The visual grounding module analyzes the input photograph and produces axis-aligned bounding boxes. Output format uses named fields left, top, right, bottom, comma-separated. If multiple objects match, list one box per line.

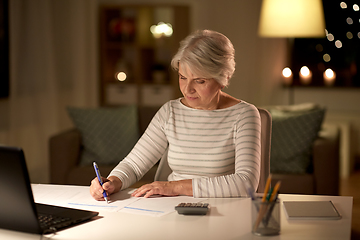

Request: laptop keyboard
left=38, top=213, right=71, bottom=229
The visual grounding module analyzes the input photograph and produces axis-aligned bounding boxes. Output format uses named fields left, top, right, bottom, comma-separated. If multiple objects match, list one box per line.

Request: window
left=291, top=0, right=360, bottom=87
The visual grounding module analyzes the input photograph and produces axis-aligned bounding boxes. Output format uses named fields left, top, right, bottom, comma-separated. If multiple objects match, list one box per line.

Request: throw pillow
left=67, top=105, right=139, bottom=166
left=269, top=106, right=326, bottom=174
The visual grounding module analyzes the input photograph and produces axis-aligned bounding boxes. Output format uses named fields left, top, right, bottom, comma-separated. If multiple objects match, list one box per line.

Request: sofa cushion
left=268, top=104, right=325, bottom=174
left=67, top=105, right=139, bottom=166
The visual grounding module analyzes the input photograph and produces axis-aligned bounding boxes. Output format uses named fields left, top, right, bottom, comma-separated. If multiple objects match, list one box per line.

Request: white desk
left=0, top=184, right=353, bottom=240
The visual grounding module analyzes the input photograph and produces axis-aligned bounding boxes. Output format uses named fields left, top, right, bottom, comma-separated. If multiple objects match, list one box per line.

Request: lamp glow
left=282, top=67, right=292, bottom=77
left=299, top=66, right=312, bottom=85
left=282, top=67, right=293, bottom=85
left=116, top=72, right=127, bottom=81
left=150, top=22, right=173, bottom=38
left=323, top=68, right=336, bottom=86
left=258, top=0, right=326, bottom=38
left=300, top=66, right=310, bottom=76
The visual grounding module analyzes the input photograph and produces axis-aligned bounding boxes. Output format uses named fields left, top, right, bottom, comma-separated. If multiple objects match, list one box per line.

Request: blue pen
left=243, top=178, right=256, bottom=200
left=93, top=162, right=109, bottom=204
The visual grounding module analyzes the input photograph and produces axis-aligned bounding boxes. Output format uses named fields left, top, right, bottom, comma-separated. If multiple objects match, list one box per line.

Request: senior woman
left=90, top=29, right=261, bottom=200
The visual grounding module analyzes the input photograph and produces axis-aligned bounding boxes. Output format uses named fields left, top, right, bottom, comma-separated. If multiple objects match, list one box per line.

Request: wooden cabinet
left=99, top=5, right=189, bottom=106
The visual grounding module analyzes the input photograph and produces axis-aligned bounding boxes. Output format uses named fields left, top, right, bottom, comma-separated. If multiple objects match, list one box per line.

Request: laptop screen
left=0, top=145, right=98, bottom=234
left=0, top=146, right=42, bottom=233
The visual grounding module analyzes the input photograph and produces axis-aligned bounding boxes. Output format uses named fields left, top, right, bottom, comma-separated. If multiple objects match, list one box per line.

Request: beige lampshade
left=258, top=0, right=326, bottom=38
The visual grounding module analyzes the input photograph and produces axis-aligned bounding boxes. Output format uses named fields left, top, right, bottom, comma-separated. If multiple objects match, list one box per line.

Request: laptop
left=0, top=145, right=99, bottom=234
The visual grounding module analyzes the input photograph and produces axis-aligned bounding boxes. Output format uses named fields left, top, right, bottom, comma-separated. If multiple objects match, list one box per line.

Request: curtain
left=0, top=0, right=98, bottom=183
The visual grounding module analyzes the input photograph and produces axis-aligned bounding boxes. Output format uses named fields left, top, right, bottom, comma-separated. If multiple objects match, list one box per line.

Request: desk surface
left=0, top=184, right=353, bottom=240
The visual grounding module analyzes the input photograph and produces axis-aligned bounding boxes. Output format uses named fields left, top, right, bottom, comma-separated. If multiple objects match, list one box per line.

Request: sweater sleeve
left=108, top=103, right=170, bottom=190
left=192, top=105, right=261, bottom=198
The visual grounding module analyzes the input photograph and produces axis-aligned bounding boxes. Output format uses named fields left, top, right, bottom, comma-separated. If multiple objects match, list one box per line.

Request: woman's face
left=179, top=65, right=223, bottom=110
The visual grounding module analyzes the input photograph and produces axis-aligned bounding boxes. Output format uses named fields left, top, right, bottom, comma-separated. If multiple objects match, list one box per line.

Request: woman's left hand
left=131, top=179, right=193, bottom=198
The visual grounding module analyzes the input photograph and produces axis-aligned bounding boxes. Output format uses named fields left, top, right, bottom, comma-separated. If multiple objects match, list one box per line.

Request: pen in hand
left=93, top=162, right=109, bottom=204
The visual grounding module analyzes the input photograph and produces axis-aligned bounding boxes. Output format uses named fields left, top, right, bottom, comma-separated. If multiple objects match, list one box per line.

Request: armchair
left=49, top=106, right=159, bottom=187
left=271, top=123, right=340, bottom=195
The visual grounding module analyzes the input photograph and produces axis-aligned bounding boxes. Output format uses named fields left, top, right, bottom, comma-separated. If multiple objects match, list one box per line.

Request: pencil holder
left=251, top=198, right=280, bottom=236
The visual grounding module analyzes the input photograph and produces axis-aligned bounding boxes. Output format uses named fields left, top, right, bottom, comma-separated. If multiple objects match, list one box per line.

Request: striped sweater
left=109, top=98, right=261, bottom=198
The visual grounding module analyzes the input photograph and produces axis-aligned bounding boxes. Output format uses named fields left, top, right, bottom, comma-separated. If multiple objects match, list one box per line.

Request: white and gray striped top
left=109, top=98, right=261, bottom=198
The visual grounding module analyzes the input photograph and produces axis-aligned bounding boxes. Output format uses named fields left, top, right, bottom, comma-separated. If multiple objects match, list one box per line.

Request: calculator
left=175, top=203, right=210, bottom=215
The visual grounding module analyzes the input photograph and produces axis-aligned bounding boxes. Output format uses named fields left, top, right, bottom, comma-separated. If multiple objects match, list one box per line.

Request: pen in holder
left=252, top=197, right=280, bottom=236
left=252, top=176, right=281, bottom=236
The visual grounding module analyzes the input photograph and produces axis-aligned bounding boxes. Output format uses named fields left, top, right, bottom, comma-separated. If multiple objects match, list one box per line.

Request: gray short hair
left=171, top=30, right=235, bottom=87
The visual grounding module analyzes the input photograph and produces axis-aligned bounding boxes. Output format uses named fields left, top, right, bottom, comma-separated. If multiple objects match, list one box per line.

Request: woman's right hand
left=90, top=176, right=122, bottom=201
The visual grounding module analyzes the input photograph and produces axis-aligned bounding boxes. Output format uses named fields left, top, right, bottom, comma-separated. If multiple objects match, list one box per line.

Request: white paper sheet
left=120, top=195, right=205, bottom=217
left=32, top=184, right=139, bottom=212
left=31, top=184, right=208, bottom=217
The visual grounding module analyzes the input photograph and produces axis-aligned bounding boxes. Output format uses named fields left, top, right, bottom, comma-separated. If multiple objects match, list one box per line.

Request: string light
left=294, top=1, right=359, bottom=86
left=323, top=54, right=331, bottom=62
left=327, top=33, right=335, bottom=41
left=346, top=17, right=353, bottom=25
left=316, top=44, right=323, bottom=52
left=335, top=40, right=343, bottom=48
left=346, top=32, right=353, bottom=39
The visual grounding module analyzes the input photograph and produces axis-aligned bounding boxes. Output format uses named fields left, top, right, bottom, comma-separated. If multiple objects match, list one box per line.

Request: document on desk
left=32, top=184, right=207, bottom=217
left=119, top=195, right=206, bottom=217
left=32, top=184, right=139, bottom=212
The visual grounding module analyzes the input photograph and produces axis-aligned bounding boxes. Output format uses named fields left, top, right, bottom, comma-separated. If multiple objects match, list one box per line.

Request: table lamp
left=258, top=0, right=326, bottom=94
left=258, top=0, right=325, bottom=38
